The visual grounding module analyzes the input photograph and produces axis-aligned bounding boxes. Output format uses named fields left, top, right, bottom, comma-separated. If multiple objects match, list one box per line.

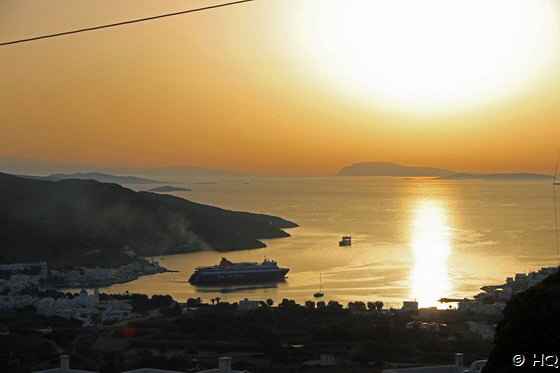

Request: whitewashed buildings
left=0, top=262, right=47, bottom=293
left=466, top=321, right=495, bottom=342
left=458, top=267, right=557, bottom=315
left=34, top=288, right=133, bottom=325
left=33, top=355, right=97, bottom=373
left=400, top=301, right=419, bottom=312
left=50, top=260, right=164, bottom=288
left=237, top=299, right=260, bottom=311
left=383, top=353, right=486, bottom=373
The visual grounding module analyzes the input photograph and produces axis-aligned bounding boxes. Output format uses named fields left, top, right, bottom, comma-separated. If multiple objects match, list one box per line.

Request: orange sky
left=1, top=0, right=560, bottom=175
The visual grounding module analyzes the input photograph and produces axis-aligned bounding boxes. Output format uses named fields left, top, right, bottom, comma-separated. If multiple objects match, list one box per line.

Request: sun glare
left=297, top=0, right=559, bottom=114
left=410, top=200, right=452, bottom=308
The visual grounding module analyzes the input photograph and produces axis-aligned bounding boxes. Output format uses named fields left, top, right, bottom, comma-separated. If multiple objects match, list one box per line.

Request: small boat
left=313, top=273, right=324, bottom=298
left=339, top=235, right=352, bottom=246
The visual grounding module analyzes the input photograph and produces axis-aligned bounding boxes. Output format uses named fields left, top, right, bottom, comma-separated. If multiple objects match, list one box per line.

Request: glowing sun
left=297, top=0, right=559, bottom=114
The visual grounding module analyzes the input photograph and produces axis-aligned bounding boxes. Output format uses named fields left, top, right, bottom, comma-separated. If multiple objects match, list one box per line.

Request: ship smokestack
left=60, top=355, right=70, bottom=371
left=455, top=353, right=464, bottom=373
left=219, top=357, right=232, bottom=373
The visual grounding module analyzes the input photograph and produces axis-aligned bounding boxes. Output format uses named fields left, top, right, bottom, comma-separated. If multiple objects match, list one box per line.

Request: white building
left=418, top=307, right=439, bottom=319
left=401, top=301, right=419, bottom=312
left=237, top=299, right=260, bottom=311
left=75, top=288, right=99, bottom=308
left=466, top=321, right=495, bottom=342
left=33, top=355, right=191, bottom=373
left=383, top=353, right=486, bottom=373
left=198, top=357, right=246, bottom=373
left=123, top=369, right=184, bottom=373
left=35, top=289, right=131, bottom=324
left=0, top=294, right=36, bottom=310
left=458, top=299, right=506, bottom=315
left=101, top=300, right=133, bottom=321
left=0, top=295, right=15, bottom=309
left=33, top=355, right=97, bottom=373
left=320, top=354, right=336, bottom=366
left=406, top=321, right=443, bottom=332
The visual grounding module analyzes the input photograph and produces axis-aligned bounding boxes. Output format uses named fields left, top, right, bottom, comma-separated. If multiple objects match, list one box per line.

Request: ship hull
left=188, top=268, right=289, bottom=285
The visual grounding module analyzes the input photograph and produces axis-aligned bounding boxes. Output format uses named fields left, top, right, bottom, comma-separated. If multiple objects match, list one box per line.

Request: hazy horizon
left=0, top=154, right=556, bottom=177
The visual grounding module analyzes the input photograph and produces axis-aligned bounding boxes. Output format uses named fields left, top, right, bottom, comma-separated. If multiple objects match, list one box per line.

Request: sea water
left=89, top=176, right=557, bottom=308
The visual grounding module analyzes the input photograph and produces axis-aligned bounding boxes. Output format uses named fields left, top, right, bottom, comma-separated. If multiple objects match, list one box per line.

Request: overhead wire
left=0, top=0, right=255, bottom=47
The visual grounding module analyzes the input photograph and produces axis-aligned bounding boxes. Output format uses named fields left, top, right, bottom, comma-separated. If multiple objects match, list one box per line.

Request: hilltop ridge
left=46, top=172, right=164, bottom=184
left=0, top=173, right=296, bottom=267
left=337, top=162, right=453, bottom=176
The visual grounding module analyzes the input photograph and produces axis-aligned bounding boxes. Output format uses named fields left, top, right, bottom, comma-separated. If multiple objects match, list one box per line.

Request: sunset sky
left=1, top=0, right=560, bottom=175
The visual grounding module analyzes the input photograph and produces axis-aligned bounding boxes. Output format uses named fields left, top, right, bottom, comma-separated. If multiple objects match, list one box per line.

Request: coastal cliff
left=0, top=173, right=297, bottom=267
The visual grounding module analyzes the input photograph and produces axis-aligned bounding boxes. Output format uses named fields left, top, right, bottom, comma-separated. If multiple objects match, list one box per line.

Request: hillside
left=0, top=173, right=297, bottom=267
left=483, top=271, right=560, bottom=372
left=337, top=162, right=453, bottom=176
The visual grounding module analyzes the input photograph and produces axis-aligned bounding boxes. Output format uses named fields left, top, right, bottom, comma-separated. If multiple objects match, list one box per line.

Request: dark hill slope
left=0, top=173, right=297, bottom=266
left=483, top=270, right=560, bottom=372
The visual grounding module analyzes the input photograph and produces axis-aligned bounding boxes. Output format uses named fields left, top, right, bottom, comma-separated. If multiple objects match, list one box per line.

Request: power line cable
left=0, top=0, right=254, bottom=47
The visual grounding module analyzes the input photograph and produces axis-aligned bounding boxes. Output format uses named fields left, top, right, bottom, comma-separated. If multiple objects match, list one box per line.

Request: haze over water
left=90, top=176, right=557, bottom=308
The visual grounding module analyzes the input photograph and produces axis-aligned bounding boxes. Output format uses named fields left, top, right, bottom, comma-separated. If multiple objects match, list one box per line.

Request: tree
left=374, top=301, right=384, bottom=311
left=348, top=301, right=366, bottom=312
left=349, top=343, right=370, bottom=365
left=367, top=301, right=376, bottom=311
left=186, top=297, right=201, bottom=307
left=161, top=302, right=182, bottom=316
left=327, top=300, right=343, bottom=310
left=266, top=298, right=274, bottom=307
left=278, top=298, right=297, bottom=309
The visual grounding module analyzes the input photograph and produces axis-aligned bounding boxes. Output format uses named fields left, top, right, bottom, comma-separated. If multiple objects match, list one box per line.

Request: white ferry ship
left=188, top=257, right=289, bottom=285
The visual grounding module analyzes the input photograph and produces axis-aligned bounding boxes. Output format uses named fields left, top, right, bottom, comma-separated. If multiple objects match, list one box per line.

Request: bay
left=87, top=176, right=557, bottom=309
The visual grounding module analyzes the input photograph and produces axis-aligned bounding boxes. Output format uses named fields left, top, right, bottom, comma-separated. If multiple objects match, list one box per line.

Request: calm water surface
left=90, top=177, right=557, bottom=308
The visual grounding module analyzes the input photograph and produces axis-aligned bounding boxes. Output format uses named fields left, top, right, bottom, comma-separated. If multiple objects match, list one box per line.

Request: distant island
left=337, top=162, right=552, bottom=180
left=146, top=186, right=192, bottom=192
left=437, top=173, right=552, bottom=180
left=337, top=162, right=454, bottom=176
left=0, top=173, right=297, bottom=267
left=46, top=172, right=164, bottom=184
left=0, top=155, right=253, bottom=177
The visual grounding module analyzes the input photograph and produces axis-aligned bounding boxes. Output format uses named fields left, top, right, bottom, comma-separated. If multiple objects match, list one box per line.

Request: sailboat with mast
left=313, top=273, right=324, bottom=298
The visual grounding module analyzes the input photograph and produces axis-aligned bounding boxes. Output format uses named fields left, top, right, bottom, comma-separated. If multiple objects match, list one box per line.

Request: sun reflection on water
left=410, top=199, right=452, bottom=308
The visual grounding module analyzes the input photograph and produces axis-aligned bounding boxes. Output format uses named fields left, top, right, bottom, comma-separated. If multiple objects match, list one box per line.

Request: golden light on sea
left=409, top=199, right=452, bottom=308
